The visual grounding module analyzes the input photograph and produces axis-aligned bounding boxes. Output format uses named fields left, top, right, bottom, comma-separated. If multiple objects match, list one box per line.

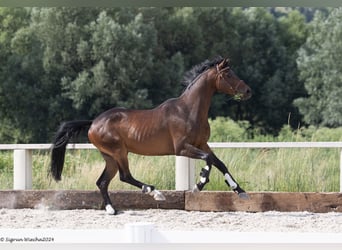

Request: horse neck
left=180, top=72, right=216, bottom=120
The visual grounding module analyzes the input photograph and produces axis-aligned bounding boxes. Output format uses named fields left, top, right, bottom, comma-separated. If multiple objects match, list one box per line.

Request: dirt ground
left=1, top=208, right=342, bottom=233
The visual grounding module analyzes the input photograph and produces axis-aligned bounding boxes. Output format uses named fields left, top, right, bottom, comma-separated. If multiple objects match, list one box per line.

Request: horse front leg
left=179, top=143, right=248, bottom=199
left=193, top=164, right=212, bottom=192
left=210, top=152, right=249, bottom=199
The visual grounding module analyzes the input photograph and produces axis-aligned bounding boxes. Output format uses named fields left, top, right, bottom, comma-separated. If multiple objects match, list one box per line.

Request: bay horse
left=50, top=56, right=252, bottom=215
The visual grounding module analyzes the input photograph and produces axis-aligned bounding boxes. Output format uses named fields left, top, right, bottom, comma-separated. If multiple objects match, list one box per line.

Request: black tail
left=50, top=120, right=92, bottom=181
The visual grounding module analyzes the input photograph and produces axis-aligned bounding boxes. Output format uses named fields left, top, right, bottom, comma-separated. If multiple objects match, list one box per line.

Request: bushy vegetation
left=2, top=7, right=340, bottom=143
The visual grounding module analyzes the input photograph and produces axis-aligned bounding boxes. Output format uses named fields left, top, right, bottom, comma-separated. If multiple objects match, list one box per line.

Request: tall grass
left=0, top=117, right=341, bottom=192
left=0, top=151, right=13, bottom=189
left=29, top=150, right=175, bottom=191
left=202, top=147, right=339, bottom=192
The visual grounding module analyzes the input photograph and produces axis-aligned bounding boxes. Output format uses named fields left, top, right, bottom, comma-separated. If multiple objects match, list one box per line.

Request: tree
left=0, top=8, right=42, bottom=142
left=60, top=10, right=158, bottom=116
left=0, top=7, right=312, bottom=142
left=140, top=7, right=200, bottom=105
left=196, top=8, right=307, bottom=134
left=295, top=8, right=342, bottom=127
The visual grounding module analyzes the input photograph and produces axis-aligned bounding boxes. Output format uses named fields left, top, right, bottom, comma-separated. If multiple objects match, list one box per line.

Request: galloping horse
left=50, top=57, right=252, bottom=215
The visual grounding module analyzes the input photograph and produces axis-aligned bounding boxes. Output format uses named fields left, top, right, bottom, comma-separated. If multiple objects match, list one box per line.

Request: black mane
left=182, top=56, right=225, bottom=88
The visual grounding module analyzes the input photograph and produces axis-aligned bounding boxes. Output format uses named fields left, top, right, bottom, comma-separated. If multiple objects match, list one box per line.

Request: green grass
left=0, top=147, right=339, bottom=192
left=0, top=151, right=13, bottom=189
left=31, top=150, right=176, bottom=191
left=201, top=147, right=339, bottom=192
left=0, top=119, right=341, bottom=192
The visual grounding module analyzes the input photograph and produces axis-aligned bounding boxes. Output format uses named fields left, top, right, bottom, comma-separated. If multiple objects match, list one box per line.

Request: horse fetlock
left=105, top=204, right=116, bottom=215
left=199, top=166, right=210, bottom=184
left=142, top=184, right=155, bottom=194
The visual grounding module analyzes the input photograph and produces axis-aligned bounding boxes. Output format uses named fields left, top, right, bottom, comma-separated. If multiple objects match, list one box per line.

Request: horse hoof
left=151, top=189, right=166, bottom=201
left=192, top=184, right=200, bottom=193
left=238, top=192, right=250, bottom=200
left=154, top=193, right=166, bottom=201
left=105, top=204, right=116, bottom=215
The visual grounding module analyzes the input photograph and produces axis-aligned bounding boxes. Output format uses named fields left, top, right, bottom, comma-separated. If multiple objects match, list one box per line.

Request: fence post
left=125, top=222, right=155, bottom=243
left=13, top=149, right=32, bottom=190
left=340, top=149, right=342, bottom=192
left=175, top=156, right=195, bottom=190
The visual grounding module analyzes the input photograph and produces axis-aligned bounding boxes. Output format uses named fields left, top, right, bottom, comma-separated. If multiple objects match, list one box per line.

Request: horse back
left=89, top=106, right=177, bottom=156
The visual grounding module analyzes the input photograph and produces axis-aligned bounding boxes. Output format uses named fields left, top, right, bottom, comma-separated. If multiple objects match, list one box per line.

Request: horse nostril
left=245, top=87, right=252, bottom=98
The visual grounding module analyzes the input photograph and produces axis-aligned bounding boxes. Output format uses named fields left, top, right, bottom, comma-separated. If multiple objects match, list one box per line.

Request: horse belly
left=126, top=135, right=175, bottom=156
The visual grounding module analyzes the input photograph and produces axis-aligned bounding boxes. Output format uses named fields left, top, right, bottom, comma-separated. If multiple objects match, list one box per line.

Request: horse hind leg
left=97, top=153, right=118, bottom=215
left=141, top=184, right=166, bottom=201
left=116, top=155, right=166, bottom=201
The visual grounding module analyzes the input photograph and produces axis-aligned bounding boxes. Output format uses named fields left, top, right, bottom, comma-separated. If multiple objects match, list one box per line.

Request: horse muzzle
left=235, top=84, right=252, bottom=101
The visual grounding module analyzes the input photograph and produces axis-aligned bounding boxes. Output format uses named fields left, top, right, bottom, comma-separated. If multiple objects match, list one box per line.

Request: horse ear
left=218, top=58, right=229, bottom=69
left=218, top=58, right=226, bottom=69
left=224, top=58, right=230, bottom=67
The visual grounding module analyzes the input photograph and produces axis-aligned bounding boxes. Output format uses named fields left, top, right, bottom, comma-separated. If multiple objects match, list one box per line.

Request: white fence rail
left=0, top=142, right=342, bottom=192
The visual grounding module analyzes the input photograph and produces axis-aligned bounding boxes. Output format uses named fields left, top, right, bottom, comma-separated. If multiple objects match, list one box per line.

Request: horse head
left=215, top=58, right=252, bottom=101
